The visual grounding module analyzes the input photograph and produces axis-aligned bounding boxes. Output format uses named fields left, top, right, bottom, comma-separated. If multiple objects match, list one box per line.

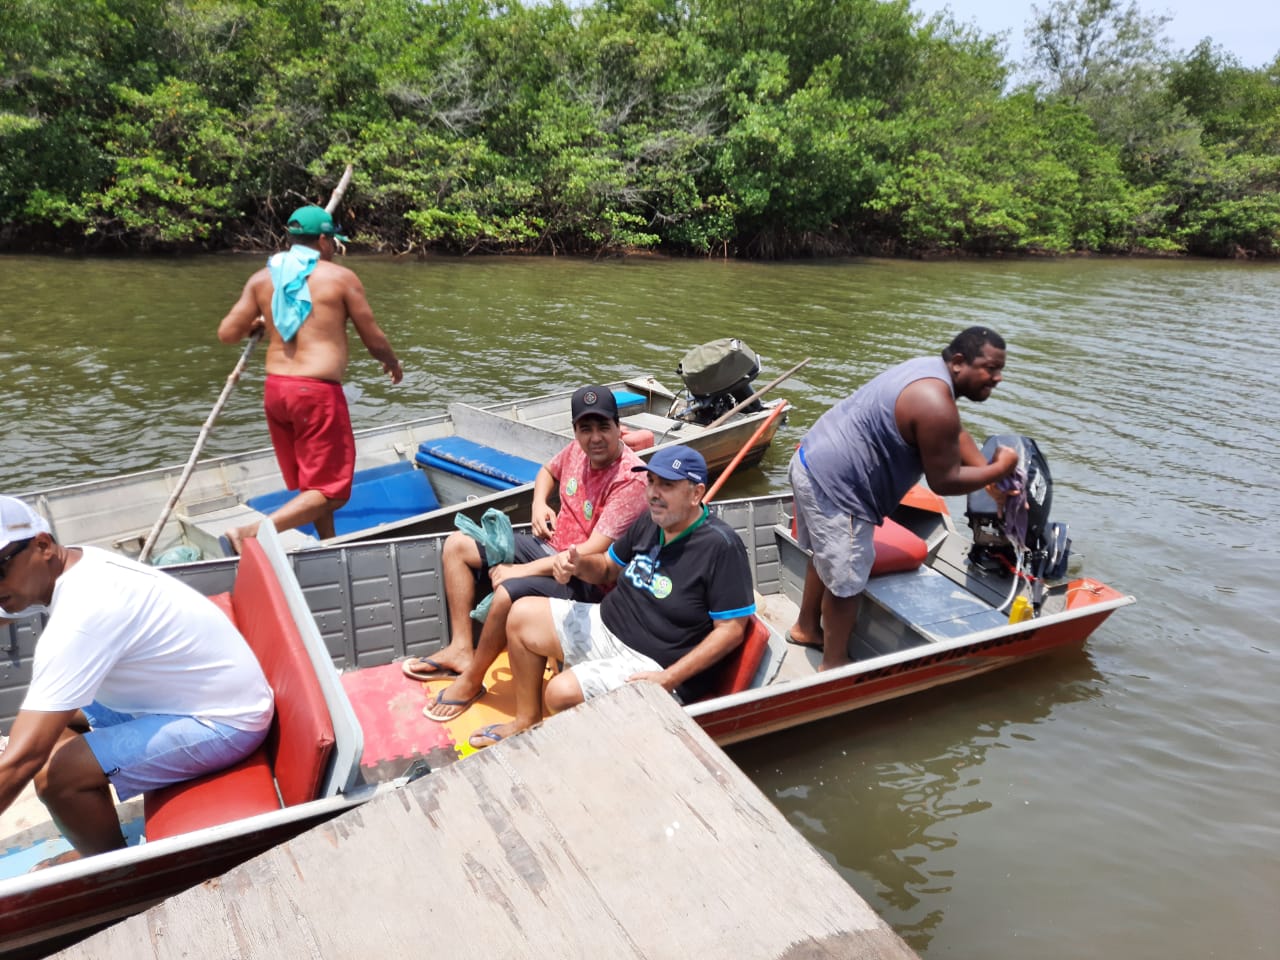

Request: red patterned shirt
left=546, top=441, right=648, bottom=552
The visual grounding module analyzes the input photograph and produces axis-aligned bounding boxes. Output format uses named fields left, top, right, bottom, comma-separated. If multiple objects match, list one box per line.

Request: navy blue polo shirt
left=602, top=506, right=755, bottom=697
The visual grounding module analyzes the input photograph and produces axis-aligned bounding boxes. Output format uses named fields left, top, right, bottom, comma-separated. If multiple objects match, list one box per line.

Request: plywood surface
left=57, top=683, right=915, bottom=960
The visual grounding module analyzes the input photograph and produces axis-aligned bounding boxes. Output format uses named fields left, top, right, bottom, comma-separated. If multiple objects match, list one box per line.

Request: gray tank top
left=799, top=355, right=952, bottom=522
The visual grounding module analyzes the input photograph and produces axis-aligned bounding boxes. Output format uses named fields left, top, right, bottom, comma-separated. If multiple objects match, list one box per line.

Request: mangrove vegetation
left=1, top=0, right=1277, bottom=257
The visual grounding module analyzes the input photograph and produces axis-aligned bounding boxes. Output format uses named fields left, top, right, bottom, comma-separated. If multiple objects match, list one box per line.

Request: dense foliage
left=1, top=0, right=1276, bottom=257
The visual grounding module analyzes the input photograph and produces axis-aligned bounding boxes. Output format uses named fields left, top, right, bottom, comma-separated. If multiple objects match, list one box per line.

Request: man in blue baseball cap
left=463, top=444, right=756, bottom=749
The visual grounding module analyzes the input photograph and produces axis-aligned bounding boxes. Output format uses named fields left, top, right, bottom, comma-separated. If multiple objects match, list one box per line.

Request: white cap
left=0, top=496, right=50, bottom=551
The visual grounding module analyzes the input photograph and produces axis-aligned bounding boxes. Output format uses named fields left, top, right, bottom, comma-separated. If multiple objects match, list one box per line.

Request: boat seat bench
left=142, top=538, right=336, bottom=841
left=863, top=566, right=1009, bottom=639
left=247, top=461, right=441, bottom=538
left=414, top=437, right=542, bottom=490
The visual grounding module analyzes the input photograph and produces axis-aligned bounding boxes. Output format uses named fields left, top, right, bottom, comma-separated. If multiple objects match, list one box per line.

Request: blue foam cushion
left=247, top=462, right=440, bottom=538
left=612, top=389, right=647, bottom=412
left=413, top=437, right=541, bottom=489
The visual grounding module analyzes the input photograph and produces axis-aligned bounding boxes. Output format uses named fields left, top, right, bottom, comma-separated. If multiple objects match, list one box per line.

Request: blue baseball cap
left=633, top=445, right=707, bottom=484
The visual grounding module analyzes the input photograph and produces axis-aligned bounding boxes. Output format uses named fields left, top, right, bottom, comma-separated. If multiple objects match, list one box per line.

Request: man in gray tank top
left=787, top=327, right=1019, bottom=670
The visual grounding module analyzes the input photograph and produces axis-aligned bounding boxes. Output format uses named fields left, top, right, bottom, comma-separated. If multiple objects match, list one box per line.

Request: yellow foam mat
left=414, top=652, right=550, bottom=758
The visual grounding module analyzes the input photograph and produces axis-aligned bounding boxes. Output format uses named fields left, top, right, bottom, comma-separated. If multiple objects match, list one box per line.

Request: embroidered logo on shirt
left=565, top=478, right=578, bottom=496
left=583, top=500, right=593, bottom=519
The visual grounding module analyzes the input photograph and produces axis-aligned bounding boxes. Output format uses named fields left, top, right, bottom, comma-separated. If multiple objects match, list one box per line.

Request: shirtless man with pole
left=217, top=206, right=403, bottom=552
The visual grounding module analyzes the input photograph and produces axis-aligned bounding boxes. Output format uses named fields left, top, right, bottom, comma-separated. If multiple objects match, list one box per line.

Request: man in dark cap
left=404, top=386, right=648, bottom=723
left=217, top=205, right=403, bottom=554
left=465, top=444, right=756, bottom=749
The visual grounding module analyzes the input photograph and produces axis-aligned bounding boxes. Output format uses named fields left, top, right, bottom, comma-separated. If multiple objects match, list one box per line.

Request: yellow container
left=1008, top=595, right=1034, bottom=623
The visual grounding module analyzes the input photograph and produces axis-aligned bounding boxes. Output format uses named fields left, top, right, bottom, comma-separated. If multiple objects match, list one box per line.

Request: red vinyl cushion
left=230, top=537, right=335, bottom=808
left=620, top=426, right=655, bottom=452
left=870, top=517, right=928, bottom=575
left=143, top=747, right=278, bottom=839
left=707, top=615, right=771, bottom=699
left=143, top=538, right=336, bottom=840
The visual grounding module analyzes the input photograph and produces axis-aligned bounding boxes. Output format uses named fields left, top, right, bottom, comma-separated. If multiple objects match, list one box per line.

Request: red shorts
left=263, top=375, right=356, bottom=501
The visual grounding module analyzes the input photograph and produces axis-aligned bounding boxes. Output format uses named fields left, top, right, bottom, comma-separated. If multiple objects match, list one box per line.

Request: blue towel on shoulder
left=268, top=244, right=320, bottom=341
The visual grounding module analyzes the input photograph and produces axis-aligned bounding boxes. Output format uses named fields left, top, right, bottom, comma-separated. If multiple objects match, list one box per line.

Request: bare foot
left=31, top=848, right=83, bottom=872
left=817, top=655, right=852, bottom=673
left=467, top=721, right=531, bottom=750
left=421, top=678, right=486, bottom=722
left=219, top=527, right=246, bottom=557
left=785, top=624, right=824, bottom=650
left=401, top=647, right=472, bottom=681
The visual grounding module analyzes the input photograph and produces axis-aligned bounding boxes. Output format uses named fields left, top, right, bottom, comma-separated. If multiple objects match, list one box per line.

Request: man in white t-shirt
left=0, top=496, right=274, bottom=866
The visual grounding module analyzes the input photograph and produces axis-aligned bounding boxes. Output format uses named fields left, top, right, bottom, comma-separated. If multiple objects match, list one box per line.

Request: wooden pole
left=704, top=400, right=789, bottom=503
left=137, top=166, right=355, bottom=563
left=704, top=357, right=810, bottom=430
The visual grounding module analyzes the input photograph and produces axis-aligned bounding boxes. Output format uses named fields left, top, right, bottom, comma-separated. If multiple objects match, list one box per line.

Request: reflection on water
left=731, top=651, right=1105, bottom=953
left=2, top=253, right=1278, bottom=958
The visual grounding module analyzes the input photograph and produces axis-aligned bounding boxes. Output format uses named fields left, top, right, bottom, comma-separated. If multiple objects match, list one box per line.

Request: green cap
left=286, top=205, right=348, bottom=241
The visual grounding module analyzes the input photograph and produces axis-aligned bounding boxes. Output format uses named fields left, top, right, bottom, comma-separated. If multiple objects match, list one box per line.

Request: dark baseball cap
left=571, top=386, right=619, bottom=424
left=632, top=445, right=707, bottom=484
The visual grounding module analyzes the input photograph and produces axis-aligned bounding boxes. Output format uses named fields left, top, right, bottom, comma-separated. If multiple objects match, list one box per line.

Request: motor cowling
left=965, top=435, right=1071, bottom=581
left=674, top=338, right=761, bottom=425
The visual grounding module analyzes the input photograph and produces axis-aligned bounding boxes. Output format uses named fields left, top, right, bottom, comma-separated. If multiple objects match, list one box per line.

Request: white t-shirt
left=22, top=547, right=274, bottom=733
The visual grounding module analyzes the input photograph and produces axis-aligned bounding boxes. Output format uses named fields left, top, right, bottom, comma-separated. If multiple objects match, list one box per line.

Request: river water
left=2, top=253, right=1277, bottom=957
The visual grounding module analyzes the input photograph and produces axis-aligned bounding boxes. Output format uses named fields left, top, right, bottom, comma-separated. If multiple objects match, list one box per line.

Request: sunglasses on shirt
left=634, top=539, right=663, bottom=587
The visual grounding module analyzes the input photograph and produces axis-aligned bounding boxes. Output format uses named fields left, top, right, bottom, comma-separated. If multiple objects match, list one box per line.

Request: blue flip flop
left=218, top=535, right=239, bottom=558
left=467, top=724, right=506, bottom=750
left=401, top=656, right=460, bottom=681
left=421, top=685, right=487, bottom=723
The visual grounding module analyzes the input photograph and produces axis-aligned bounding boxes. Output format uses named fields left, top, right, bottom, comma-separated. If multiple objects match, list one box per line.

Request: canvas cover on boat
left=677, top=338, right=759, bottom=397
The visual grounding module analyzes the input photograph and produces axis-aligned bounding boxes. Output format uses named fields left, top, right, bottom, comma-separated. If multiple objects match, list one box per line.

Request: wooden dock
left=54, top=683, right=917, bottom=959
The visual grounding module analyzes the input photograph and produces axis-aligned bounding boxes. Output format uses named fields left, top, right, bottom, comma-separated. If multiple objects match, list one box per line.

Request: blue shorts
left=82, top=702, right=270, bottom=801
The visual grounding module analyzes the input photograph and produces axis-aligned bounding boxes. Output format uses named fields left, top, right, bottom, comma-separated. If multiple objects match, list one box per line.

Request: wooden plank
left=55, top=684, right=916, bottom=960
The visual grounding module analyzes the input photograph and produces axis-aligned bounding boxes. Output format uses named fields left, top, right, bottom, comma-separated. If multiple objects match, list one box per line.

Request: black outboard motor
left=966, top=435, right=1071, bottom=585
left=674, top=338, right=762, bottom=425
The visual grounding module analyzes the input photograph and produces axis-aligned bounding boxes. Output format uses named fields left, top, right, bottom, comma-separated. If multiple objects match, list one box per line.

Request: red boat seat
left=704, top=615, right=771, bottom=700
left=790, top=513, right=927, bottom=576
left=869, top=517, right=929, bottom=575
left=144, top=538, right=336, bottom=841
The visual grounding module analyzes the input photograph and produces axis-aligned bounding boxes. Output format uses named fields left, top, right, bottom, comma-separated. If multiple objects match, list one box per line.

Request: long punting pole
left=138, top=166, right=354, bottom=563
left=704, top=399, right=790, bottom=503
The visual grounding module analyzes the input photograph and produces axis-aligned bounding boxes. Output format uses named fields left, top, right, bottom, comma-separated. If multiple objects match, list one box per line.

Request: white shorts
left=549, top=598, right=663, bottom=701
left=789, top=452, right=876, bottom=598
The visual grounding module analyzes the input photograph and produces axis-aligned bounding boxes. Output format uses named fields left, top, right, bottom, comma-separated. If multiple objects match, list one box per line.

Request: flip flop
left=467, top=724, right=506, bottom=750
left=421, top=685, right=487, bottom=723
left=784, top=631, right=823, bottom=651
left=218, top=535, right=240, bottom=558
left=401, top=656, right=460, bottom=681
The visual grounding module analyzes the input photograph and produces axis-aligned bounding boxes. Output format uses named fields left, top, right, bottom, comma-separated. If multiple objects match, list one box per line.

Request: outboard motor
left=965, top=435, right=1071, bottom=590
left=674, top=338, right=762, bottom=425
